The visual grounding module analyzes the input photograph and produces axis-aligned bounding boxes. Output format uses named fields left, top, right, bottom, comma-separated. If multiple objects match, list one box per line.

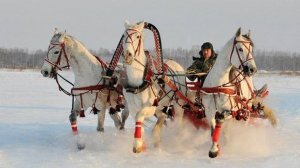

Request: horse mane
left=51, top=33, right=82, bottom=46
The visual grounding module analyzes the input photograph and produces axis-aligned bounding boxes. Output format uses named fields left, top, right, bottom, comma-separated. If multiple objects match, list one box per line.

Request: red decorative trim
left=71, top=122, right=78, bottom=134
left=212, top=123, right=222, bottom=143
left=134, top=121, right=142, bottom=138
left=199, top=87, right=236, bottom=95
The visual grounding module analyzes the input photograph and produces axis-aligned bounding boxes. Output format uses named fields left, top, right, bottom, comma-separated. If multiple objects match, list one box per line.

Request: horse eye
left=137, top=35, right=140, bottom=39
left=238, top=48, right=243, bottom=52
left=54, top=51, right=60, bottom=54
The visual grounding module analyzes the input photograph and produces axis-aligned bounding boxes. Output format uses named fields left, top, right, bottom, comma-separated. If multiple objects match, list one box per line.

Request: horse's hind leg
left=252, top=98, right=277, bottom=127
left=97, top=106, right=106, bottom=132
left=152, top=113, right=167, bottom=148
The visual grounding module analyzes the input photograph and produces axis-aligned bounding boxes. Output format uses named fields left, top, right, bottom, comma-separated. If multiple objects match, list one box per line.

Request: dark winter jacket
left=187, top=54, right=218, bottom=74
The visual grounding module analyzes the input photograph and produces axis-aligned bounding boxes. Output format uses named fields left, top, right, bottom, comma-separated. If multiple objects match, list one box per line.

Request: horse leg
left=133, top=119, right=145, bottom=153
left=209, top=110, right=231, bottom=158
left=133, top=107, right=155, bottom=153
left=252, top=98, right=277, bottom=127
left=209, top=119, right=222, bottom=158
left=97, top=106, right=106, bottom=132
left=152, top=113, right=167, bottom=148
left=120, top=104, right=129, bottom=130
left=109, top=107, right=122, bottom=129
left=69, top=99, right=85, bottom=150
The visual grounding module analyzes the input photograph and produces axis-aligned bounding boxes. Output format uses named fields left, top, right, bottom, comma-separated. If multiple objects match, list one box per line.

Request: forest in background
left=0, top=47, right=300, bottom=71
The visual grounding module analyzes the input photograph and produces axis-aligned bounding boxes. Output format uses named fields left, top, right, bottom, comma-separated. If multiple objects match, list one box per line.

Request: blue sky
left=0, top=0, right=299, bottom=52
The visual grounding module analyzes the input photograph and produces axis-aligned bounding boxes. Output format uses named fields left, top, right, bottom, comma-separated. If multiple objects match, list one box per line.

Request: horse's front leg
left=209, top=110, right=231, bottom=158
left=133, top=106, right=156, bottom=153
left=69, top=99, right=85, bottom=150
left=120, top=101, right=130, bottom=130
left=109, top=107, right=122, bottom=129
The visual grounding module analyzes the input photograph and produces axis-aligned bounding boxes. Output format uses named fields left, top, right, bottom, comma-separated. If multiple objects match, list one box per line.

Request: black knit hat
left=199, top=42, right=215, bottom=57
left=201, top=42, right=213, bottom=50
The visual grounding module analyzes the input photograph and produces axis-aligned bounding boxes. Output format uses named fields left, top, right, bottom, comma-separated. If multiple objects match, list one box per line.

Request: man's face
left=202, top=48, right=212, bottom=59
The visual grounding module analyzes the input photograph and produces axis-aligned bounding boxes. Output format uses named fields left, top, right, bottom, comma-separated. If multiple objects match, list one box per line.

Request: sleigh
left=103, top=21, right=276, bottom=156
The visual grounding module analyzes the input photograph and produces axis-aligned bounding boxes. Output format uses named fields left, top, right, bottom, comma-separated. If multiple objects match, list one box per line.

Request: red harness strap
left=94, top=55, right=107, bottom=69
left=198, top=87, right=236, bottom=95
left=71, top=85, right=106, bottom=93
left=163, top=75, right=198, bottom=112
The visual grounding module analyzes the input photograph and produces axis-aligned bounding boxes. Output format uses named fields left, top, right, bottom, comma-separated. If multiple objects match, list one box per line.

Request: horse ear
left=54, top=28, right=58, bottom=35
left=137, top=21, right=145, bottom=30
left=235, top=27, right=242, bottom=37
left=247, top=30, right=251, bottom=38
left=124, top=20, right=130, bottom=29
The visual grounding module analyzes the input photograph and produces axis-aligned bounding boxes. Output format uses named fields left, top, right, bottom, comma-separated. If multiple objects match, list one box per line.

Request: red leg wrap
left=71, top=122, right=78, bottom=134
left=212, top=123, right=222, bottom=143
left=134, top=121, right=142, bottom=139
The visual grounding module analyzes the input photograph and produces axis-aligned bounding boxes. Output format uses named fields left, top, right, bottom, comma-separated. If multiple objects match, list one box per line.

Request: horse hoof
left=133, top=143, right=146, bottom=153
left=208, top=150, right=219, bottom=158
left=119, top=126, right=125, bottom=130
left=133, top=147, right=142, bottom=153
left=97, top=127, right=104, bottom=132
left=77, top=143, right=86, bottom=150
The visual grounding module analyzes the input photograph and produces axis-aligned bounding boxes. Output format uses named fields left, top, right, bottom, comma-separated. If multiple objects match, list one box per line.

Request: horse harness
left=46, top=41, right=124, bottom=117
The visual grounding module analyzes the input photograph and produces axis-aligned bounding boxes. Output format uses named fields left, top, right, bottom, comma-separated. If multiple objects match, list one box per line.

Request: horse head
left=122, top=21, right=145, bottom=65
left=41, top=28, right=71, bottom=78
left=229, top=28, right=257, bottom=77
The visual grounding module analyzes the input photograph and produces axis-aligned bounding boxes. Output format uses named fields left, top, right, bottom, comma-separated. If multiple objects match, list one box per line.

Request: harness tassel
left=152, top=98, right=159, bottom=106
left=91, top=105, right=99, bottom=115
left=79, top=108, right=85, bottom=117
left=109, top=107, right=117, bottom=115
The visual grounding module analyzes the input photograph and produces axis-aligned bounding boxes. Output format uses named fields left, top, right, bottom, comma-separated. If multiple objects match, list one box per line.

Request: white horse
left=41, top=29, right=129, bottom=149
left=121, top=21, right=185, bottom=153
left=199, top=28, right=276, bottom=158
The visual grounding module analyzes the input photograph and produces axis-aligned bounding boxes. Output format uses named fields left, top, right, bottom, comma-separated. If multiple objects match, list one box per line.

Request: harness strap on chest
left=125, top=51, right=153, bottom=94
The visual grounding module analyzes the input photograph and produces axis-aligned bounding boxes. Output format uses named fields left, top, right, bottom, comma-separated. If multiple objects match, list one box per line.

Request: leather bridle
left=45, top=42, right=70, bottom=71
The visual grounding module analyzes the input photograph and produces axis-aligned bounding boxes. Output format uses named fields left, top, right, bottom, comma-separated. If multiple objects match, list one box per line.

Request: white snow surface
left=0, top=70, right=299, bottom=168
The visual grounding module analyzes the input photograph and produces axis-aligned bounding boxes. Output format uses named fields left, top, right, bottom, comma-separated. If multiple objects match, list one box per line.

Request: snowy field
left=0, top=70, right=299, bottom=168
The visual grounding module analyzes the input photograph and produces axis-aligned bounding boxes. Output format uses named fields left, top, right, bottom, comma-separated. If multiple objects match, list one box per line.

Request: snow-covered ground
left=0, top=70, right=299, bottom=168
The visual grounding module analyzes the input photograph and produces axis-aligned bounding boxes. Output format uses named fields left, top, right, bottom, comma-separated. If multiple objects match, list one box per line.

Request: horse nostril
left=43, top=71, right=49, bottom=77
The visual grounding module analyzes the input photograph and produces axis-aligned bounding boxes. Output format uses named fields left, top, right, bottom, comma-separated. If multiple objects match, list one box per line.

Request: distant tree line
left=1, top=47, right=300, bottom=71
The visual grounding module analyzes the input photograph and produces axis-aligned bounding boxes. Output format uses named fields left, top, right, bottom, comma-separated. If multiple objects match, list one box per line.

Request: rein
left=53, top=72, right=74, bottom=96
